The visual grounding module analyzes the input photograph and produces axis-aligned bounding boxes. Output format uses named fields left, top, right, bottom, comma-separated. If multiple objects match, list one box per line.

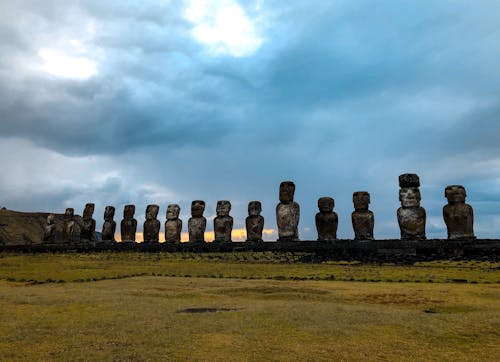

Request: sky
left=1, top=0, right=500, bottom=241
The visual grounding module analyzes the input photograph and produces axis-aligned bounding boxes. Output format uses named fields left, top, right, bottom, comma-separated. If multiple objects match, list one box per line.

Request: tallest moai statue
left=276, top=181, right=300, bottom=241
left=397, top=174, right=426, bottom=240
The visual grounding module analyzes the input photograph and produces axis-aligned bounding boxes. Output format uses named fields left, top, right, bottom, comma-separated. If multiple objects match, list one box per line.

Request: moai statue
left=43, top=213, right=56, bottom=242
left=397, top=174, right=426, bottom=240
left=102, top=206, right=116, bottom=242
left=352, top=191, right=374, bottom=240
left=443, top=185, right=475, bottom=240
left=121, top=205, right=137, bottom=242
left=315, top=197, right=338, bottom=241
left=143, top=204, right=160, bottom=243
left=246, top=201, right=264, bottom=242
left=165, top=204, right=182, bottom=243
left=188, top=200, right=206, bottom=242
left=276, top=181, right=300, bottom=241
left=80, top=203, right=96, bottom=242
left=214, top=200, right=233, bottom=243
left=62, top=208, right=75, bottom=242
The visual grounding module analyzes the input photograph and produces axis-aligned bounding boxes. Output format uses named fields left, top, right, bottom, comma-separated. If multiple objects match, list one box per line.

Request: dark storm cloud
left=1, top=0, right=500, bottom=238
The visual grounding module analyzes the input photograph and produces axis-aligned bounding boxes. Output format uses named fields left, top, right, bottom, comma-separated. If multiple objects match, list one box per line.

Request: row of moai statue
left=43, top=174, right=475, bottom=243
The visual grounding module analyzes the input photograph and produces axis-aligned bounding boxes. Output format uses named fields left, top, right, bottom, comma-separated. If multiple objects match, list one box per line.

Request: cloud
left=38, top=49, right=98, bottom=79
left=1, top=0, right=500, bottom=240
left=185, top=0, right=264, bottom=57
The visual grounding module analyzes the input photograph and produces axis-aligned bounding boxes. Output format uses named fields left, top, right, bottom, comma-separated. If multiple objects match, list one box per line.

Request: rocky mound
left=0, top=209, right=85, bottom=245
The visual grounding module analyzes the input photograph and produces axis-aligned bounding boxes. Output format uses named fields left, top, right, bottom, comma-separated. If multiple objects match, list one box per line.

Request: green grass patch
left=0, top=252, right=498, bottom=284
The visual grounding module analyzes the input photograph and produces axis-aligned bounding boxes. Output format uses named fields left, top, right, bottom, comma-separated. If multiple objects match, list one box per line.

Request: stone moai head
left=83, top=203, right=95, bottom=220
left=216, top=200, right=231, bottom=216
left=166, top=204, right=180, bottom=220
left=191, top=200, right=206, bottom=217
left=399, top=174, right=421, bottom=208
left=353, top=191, right=370, bottom=211
left=47, top=213, right=55, bottom=225
left=104, top=206, right=115, bottom=221
left=445, top=185, right=466, bottom=204
left=123, top=205, right=135, bottom=220
left=279, top=181, right=295, bottom=204
left=146, top=205, right=159, bottom=220
left=318, top=197, right=334, bottom=213
left=248, top=201, right=262, bottom=216
left=64, top=208, right=74, bottom=220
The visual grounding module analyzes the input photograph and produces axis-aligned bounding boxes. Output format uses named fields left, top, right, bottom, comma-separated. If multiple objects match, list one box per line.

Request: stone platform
left=1, top=239, right=499, bottom=263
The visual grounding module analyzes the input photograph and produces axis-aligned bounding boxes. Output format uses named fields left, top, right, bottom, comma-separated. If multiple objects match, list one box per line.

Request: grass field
left=0, top=253, right=499, bottom=361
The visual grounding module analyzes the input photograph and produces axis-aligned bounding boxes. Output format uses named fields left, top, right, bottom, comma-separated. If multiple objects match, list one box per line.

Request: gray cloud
left=1, top=0, right=500, bottom=239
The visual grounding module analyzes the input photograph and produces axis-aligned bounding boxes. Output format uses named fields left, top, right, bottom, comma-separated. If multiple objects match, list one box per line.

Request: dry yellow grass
left=0, top=254, right=499, bottom=361
left=0, top=278, right=499, bottom=361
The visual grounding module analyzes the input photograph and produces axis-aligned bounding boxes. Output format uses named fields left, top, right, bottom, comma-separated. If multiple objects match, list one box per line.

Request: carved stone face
left=279, top=181, right=295, bottom=203
left=64, top=208, right=74, bottom=220
left=216, top=200, right=231, bottom=216
left=248, top=201, right=262, bottom=216
left=353, top=191, right=370, bottom=211
left=191, top=200, right=205, bottom=217
left=317, top=197, right=334, bottom=213
left=166, top=204, right=180, bottom=220
left=47, top=213, right=55, bottom=225
left=445, top=185, right=466, bottom=204
left=123, top=205, right=135, bottom=219
left=104, top=206, right=115, bottom=221
left=146, top=205, right=159, bottom=220
left=399, top=187, right=421, bottom=208
left=83, top=203, right=94, bottom=220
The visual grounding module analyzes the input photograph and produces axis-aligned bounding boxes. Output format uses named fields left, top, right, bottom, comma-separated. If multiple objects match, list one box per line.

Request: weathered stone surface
left=143, top=204, right=160, bottom=243
left=214, top=200, right=233, bottom=243
left=62, top=208, right=75, bottom=242
left=443, top=185, right=475, bottom=240
left=352, top=191, right=374, bottom=240
left=165, top=204, right=182, bottom=243
left=398, top=173, right=420, bottom=188
left=188, top=200, right=206, bottom=242
left=102, top=206, right=116, bottom=241
left=315, top=197, right=338, bottom=241
left=276, top=181, right=300, bottom=241
left=43, top=213, right=56, bottom=242
left=397, top=174, right=426, bottom=240
left=121, top=205, right=137, bottom=242
left=246, top=201, right=264, bottom=242
left=80, top=203, right=96, bottom=242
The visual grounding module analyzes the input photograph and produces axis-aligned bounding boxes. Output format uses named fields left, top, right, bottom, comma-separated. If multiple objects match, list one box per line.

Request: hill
left=0, top=209, right=85, bottom=244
